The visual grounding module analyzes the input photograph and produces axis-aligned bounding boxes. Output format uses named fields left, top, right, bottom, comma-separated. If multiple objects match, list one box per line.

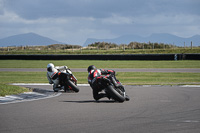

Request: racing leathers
left=88, top=68, right=117, bottom=101
left=47, top=66, right=67, bottom=91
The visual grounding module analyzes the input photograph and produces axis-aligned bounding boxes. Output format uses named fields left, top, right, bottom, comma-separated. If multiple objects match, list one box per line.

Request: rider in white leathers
left=46, top=63, right=68, bottom=91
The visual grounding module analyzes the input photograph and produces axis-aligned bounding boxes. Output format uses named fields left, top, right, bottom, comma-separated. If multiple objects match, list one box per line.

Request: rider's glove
left=102, top=76, right=110, bottom=83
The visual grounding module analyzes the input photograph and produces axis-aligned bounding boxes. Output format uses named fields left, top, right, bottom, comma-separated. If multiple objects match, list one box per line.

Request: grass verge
left=0, top=60, right=200, bottom=68
left=0, top=83, right=30, bottom=97
left=1, top=71, right=199, bottom=96
left=1, top=60, right=199, bottom=96
left=0, top=72, right=199, bottom=85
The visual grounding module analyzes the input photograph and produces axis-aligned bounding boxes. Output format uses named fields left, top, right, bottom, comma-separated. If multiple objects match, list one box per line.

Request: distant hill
left=0, top=33, right=63, bottom=47
left=83, top=33, right=200, bottom=47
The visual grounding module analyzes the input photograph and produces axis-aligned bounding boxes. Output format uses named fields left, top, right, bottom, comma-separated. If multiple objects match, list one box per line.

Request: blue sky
left=0, top=0, right=200, bottom=45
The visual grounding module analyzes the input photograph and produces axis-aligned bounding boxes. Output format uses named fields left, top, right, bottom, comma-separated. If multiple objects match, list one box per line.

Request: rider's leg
left=110, top=76, right=122, bottom=88
left=53, top=84, right=60, bottom=92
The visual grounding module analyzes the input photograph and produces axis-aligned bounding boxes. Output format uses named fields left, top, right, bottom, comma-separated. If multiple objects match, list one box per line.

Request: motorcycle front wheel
left=107, top=85, right=125, bottom=102
left=66, top=80, right=79, bottom=92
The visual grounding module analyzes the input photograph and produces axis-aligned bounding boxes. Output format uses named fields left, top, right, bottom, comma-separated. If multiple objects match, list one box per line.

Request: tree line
left=88, top=41, right=174, bottom=49
left=0, top=41, right=185, bottom=51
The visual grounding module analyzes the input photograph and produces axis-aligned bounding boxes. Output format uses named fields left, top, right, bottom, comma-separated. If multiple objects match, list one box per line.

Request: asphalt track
left=0, top=85, right=200, bottom=133
left=0, top=68, right=200, bottom=73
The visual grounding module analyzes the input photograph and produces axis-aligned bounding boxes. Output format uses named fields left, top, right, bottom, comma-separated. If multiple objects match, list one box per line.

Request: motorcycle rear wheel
left=107, top=85, right=125, bottom=102
left=66, top=80, right=79, bottom=92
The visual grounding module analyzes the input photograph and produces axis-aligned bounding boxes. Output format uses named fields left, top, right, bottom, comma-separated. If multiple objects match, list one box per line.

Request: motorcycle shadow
left=62, top=100, right=116, bottom=103
left=61, top=90, right=77, bottom=93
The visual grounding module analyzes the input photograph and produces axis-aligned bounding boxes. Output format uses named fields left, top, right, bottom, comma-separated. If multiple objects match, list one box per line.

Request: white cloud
left=134, top=13, right=200, bottom=25
left=0, top=0, right=200, bottom=45
left=0, top=9, right=116, bottom=44
left=126, top=13, right=200, bottom=37
left=102, top=14, right=134, bottom=25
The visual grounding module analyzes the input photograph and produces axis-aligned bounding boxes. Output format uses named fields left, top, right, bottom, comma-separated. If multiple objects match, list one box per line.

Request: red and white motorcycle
left=55, top=68, right=79, bottom=93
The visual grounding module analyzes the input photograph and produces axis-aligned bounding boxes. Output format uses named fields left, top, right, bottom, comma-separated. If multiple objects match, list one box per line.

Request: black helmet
left=87, top=65, right=96, bottom=72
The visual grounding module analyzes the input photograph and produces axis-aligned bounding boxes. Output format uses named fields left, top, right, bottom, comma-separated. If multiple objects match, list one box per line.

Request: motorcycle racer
left=46, top=63, right=68, bottom=91
left=87, top=65, right=129, bottom=101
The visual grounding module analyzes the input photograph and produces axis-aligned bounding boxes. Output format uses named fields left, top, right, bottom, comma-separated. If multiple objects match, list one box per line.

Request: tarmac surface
left=0, top=84, right=200, bottom=133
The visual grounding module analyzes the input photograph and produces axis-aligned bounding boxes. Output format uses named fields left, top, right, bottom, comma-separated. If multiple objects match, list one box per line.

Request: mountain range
left=0, top=33, right=63, bottom=47
left=84, top=33, right=200, bottom=47
left=0, top=32, right=199, bottom=47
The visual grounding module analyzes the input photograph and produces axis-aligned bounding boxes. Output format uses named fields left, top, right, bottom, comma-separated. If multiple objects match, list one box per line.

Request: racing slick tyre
left=107, top=85, right=125, bottom=102
left=66, top=80, right=79, bottom=92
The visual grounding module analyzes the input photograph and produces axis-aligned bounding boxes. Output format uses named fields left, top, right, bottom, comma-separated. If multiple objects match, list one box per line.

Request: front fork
left=64, top=74, right=77, bottom=92
left=70, top=75, right=77, bottom=85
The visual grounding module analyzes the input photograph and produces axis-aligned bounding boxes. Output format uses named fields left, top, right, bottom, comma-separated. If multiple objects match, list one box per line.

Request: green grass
left=0, top=72, right=200, bottom=85
left=0, top=60, right=200, bottom=68
left=0, top=72, right=47, bottom=83
left=118, top=72, right=200, bottom=85
left=0, top=72, right=87, bottom=84
left=0, top=60, right=200, bottom=96
left=0, top=83, right=30, bottom=97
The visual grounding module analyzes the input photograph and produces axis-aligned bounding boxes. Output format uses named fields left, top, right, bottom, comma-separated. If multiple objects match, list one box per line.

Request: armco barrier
left=182, top=54, right=200, bottom=60
left=0, top=54, right=199, bottom=60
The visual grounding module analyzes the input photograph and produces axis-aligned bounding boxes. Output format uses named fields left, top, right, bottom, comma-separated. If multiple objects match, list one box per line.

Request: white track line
left=1, top=83, right=89, bottom=105
left=10, top=83, right=90, bottom=86
left=10, top=83, right=200, bottom=87
left=0, top=92, right=61, bottom=105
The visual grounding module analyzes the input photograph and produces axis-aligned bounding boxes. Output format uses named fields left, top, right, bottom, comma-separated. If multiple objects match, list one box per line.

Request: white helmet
left=47, top=63, right=54, bottom=72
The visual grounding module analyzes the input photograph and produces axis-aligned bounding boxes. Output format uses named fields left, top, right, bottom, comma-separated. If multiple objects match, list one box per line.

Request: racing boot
left=110, top=76, right=122, bottom=88
left=53, top=84, right=61, bottom=92
left=53, top=87, right=60, bottom=92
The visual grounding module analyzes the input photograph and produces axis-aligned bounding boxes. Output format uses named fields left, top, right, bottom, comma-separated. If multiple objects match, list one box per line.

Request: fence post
left=184, top=42, right=185, bottom=49
left=142, top=43, right=144, bottom=51
left=174, top=54, right=177, bottom=61
left=152, top=43, right=154, bottom=50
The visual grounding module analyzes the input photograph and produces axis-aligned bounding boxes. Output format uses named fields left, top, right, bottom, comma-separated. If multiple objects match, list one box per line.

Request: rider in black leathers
left=87, top=65, right=129, bottom=101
